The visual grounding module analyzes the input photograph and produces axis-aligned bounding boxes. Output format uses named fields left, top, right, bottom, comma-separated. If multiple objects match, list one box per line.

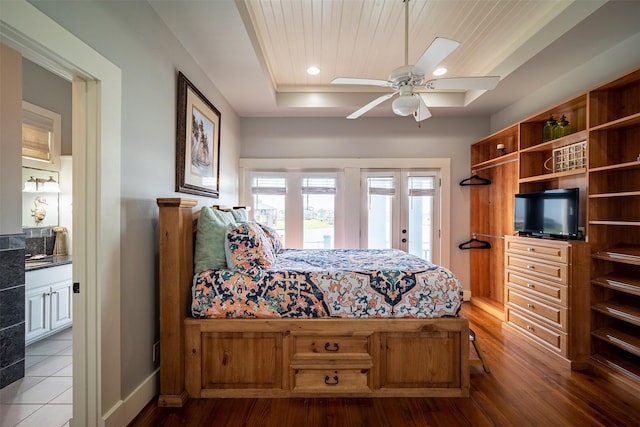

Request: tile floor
left=0, top=328, right=72, bottom=427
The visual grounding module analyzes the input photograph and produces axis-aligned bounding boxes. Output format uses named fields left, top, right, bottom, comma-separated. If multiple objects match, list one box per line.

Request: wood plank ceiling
left=244, top=0, right=572, bottom=93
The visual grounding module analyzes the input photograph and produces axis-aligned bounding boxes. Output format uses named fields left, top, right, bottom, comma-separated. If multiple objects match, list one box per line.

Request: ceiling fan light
left=392, top=94, right=420, bottom=116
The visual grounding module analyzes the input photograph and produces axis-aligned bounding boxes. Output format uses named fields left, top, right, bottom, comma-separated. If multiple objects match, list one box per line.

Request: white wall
left=241, top=116, right=490, bottom=294
left=491, top=8, right=640, bottom=132
left=28, top=0, right=241, bottom=399
left=22, top=59, right=72, bottom=156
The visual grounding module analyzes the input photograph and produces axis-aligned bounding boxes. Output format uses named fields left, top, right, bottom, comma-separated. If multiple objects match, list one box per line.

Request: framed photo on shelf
left=175, top=71, right=221, bottom=198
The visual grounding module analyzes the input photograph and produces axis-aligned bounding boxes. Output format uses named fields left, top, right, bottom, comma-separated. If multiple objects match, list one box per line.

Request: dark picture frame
left=176, top=71, right=221, bottom=198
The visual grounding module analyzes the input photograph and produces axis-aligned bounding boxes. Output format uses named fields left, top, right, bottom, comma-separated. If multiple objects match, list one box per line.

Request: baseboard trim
left=103, top=368, right=159, bottom=427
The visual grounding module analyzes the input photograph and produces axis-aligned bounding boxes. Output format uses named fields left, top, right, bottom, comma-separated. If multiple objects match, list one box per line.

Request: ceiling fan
left=332, top=0, right=500, bottom=122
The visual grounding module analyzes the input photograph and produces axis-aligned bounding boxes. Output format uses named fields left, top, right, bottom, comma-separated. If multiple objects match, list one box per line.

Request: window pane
left=366, top=176, right=394, bottom=249
left=303, top=176, right=336, bottom=249
left=408, top=175, right=434, bottom=261
left=367, top=193, right=392, bottom=248
left=252, top=175, right=286, bottom=245
left=303, top=194, right=335, bottom=248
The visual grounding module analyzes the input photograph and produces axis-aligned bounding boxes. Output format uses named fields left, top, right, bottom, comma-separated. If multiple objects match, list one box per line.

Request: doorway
left=1, top=1, right=123, bottom=425
left=361, top=169, right=441, bottom=263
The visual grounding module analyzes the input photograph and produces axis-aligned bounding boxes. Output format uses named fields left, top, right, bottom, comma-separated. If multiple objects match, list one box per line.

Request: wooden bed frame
left=157, top=198, right=469, bottom=407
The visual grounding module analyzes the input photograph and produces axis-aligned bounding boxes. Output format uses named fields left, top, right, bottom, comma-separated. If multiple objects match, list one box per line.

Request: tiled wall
left=0, top=233, right=25, bottom=389
left=24, top=227, right=56, bottom=257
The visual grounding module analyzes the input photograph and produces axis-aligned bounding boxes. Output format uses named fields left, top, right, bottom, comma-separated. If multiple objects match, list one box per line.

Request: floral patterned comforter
left=192, top=248, right=462, bottom=319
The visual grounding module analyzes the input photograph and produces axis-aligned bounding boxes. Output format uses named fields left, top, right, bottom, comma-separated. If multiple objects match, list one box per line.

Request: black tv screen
left=514, top=188, right=579, bottom=238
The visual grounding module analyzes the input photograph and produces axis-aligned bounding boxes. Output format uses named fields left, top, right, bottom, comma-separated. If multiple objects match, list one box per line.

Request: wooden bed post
left=156, top=198, right=197, bottom=407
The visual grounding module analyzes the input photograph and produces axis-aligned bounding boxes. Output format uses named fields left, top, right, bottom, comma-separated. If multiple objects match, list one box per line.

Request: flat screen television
left=514, top=188, right=579, bottom=239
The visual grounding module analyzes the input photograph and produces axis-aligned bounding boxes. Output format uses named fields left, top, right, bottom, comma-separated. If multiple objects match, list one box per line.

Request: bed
left=156, top=198, right=469, bottom=407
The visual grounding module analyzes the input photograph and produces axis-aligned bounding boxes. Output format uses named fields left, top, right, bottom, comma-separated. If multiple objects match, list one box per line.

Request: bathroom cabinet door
left=50, top=280, right=73, bottom=330
left=25, top=286, right=50, bottom=344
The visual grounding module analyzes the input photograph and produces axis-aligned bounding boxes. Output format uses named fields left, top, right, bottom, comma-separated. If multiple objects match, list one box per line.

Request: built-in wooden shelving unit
left=469, top=65, right=640, bottom=390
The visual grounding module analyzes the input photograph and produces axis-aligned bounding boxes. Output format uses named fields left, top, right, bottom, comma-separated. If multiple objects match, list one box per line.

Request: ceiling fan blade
left=415, top=94, right=432, bottom=122
left=347, top=93, right=395, bottom=119
left=413, top=37, right=460, bottom=76
left=426, top=76, right=500, bottom=90
left=332, top=77, right=391, bottom=87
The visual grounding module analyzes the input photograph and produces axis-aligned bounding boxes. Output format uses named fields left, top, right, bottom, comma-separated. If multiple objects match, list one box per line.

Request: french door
left=361, top=169, right=440, bottom=263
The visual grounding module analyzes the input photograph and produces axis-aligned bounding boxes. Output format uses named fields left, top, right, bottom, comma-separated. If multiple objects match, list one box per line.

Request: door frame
left=360, top=169, right=442, bottom=263
left=1, top=2, right=122, bottom=426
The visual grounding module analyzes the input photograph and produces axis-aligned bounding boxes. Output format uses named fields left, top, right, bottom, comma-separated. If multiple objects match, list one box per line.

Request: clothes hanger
left=458, top=236, right=492, bottom=250
left=459, top=173, right=491, bottom=186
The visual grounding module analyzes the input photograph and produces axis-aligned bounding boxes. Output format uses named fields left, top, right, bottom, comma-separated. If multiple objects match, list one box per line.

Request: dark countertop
left=25, top=255, right=72, bottom=271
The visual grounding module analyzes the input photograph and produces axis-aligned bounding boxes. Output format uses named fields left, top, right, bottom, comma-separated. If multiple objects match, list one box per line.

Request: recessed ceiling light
left=433, top=67, right=447, bottom=76
left=307, top=66, right=320, bottom=75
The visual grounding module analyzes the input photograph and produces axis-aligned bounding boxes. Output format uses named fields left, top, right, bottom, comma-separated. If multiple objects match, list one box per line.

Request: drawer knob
left=527, top=283, right=534, bottom=288
left=527, top=247, right=534, bottom=252
left=324, top=372, right=339, bottom=386
left=324, top=342, right=340, bottom=352
left=526, top=265, right=534, bottom=269
left=527, top=303, right=534, bottom=309
left=527, top=325, right=534, bottom=331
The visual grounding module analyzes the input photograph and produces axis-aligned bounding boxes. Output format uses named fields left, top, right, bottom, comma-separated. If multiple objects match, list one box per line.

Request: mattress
left=192, top=248, right=462, bottom=319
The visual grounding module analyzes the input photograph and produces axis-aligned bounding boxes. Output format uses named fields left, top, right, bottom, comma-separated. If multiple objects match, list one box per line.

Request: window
left=250, top=174, right=286, bottom=244
left=302, top=176, right=336, bottom=249
left=407, top=174, right=436, bottom=261
left=365, top=175, right=395, bottom=249
left=241, top=159, right=449, bottom=267
left=22, top=101, right=61, bottom=171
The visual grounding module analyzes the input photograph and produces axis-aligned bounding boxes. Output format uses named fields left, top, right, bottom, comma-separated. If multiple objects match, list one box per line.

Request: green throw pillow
left=194, top=206, right=236, bottom=273
left=230, top=207, right=248, bottom=222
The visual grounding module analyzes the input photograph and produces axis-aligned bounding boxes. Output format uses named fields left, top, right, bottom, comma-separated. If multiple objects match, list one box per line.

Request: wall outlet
left=153, top=341, right=160, bottom=363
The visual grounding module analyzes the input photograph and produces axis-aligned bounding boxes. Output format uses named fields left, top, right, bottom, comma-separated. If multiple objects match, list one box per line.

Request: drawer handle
left=324, top=342, right=340, bottom=352
left=324, top=372, right=339, bottom=386
left=526, top=265, right=534, bottom=269
left=527, top=247, right=534, bottom=252
left=527, top=283, right=534, bottom=288
left=527, top=325, right=534, bottom=331
left=527, top=303, right=535, bottom=309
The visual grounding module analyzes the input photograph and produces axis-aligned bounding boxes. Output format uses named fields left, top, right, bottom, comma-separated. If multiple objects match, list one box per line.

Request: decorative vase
left=543, top=115, right=556, bottom=142
left=53, top=226, right=68, bottom=256
left=553, top=115, right=570, bottom=139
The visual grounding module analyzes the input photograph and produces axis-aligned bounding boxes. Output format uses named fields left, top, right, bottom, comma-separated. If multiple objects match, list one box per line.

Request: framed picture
left=176, top=71, right=221, bottom=198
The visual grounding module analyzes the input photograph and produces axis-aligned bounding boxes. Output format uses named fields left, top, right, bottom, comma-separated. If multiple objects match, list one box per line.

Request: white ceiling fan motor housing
left=389, top=65, right=425, bottom=88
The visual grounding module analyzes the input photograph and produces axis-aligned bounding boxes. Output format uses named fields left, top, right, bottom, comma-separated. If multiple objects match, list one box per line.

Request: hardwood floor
left=129, top=303, right=640, bottom=426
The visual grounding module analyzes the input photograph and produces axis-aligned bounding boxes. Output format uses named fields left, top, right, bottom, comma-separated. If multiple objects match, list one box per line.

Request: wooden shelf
left=589, top=189, right=640, bottom=198
left=592, top=273, right=640, bottom=297
left=589, top=221, right=640, bottom=227
left=589, top=112, right=640, bottom=131
left=519, top=168, right=586, bottom=184
left=592, top=302, right=640, bottom=327
left=592, top=245, right=640, bottom=265
left=519, top=130, right=587, bottom=154
left=591, top=352, right=640, bottom=384
left=471, top=152, right=518, bottom=171
left=470, top=125, right=519, bottom=166
left=589, top=161, right=640, bottom=174
left=592, top=327, right=640, bottom=358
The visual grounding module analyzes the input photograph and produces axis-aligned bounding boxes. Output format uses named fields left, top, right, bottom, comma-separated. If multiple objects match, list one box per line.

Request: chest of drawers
left=504, top=236, right=590, bottom=369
